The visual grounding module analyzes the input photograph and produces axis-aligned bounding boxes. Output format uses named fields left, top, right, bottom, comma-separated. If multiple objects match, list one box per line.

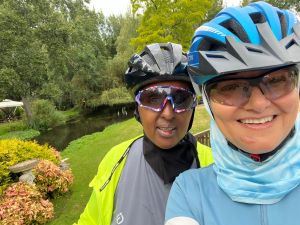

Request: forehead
left=144, top=80, right=190, bottom=89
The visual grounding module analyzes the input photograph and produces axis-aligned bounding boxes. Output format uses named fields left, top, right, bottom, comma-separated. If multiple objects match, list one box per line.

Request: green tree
left=130, top=0, right=216, bottom=51
left=0, top=0, right=49, bottom=122
left=101, top=15, right=123, bottom=58
left=90, top=12, right=140, bottom=107
left=0, top=0, right=108, bottom=113
left=242, top=0, right=300, bottom=11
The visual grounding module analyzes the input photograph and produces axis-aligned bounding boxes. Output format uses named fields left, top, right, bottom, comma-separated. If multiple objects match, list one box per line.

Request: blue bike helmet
left=125, top=42, right=191, bottom=96
left=188, top=1, right=300, bottom=85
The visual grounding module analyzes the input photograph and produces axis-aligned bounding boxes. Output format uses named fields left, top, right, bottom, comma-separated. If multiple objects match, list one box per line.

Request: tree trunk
left=21, top=97, right=33, bottom=126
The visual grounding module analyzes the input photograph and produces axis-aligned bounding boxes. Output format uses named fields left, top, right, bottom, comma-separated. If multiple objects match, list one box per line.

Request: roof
left=0, top=99, right=23, bottom=109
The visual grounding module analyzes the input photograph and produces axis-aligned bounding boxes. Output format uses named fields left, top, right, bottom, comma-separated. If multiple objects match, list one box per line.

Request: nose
left=160, top=100, right=175, bottom=119
left=243, top=86, right=271, bottom=112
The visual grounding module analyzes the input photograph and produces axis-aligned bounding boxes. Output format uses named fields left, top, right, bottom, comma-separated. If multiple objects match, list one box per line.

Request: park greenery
left=0, top=0, right=299, bottom=224
left=0, top=0, right=298, bottom=130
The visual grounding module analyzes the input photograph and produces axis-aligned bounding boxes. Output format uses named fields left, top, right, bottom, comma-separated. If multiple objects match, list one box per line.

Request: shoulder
left=89, top=135, right=143, bottom=188
left=101, top=135, right=143, bottom=166
left=175, top=166, right=215, bottom=191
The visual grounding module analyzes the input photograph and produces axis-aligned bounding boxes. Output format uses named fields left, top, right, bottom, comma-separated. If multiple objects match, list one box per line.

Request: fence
left=194, top=129, right=210, bottom=147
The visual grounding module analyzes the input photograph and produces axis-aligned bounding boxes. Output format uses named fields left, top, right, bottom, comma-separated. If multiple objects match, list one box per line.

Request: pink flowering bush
left=34, top=160, right=74, bottom=198
left=0, top=182, right=54, bottom=225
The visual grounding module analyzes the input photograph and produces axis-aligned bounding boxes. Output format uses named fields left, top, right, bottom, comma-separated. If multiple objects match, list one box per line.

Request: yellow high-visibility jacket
left=74, top=135, right=213, bottom=225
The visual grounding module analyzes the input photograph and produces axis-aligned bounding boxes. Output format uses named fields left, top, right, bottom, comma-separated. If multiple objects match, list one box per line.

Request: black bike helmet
left=125, top=42, right=192, bottom=95
left=188, top=1, right=300, bottom=85
left=125, top=43, right=195, bottom=129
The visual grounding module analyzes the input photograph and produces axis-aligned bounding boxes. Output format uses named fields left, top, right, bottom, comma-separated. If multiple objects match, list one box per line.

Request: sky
left=88, top=0, right=131, bottom=16
left=88, top=0, right=242, bottom=16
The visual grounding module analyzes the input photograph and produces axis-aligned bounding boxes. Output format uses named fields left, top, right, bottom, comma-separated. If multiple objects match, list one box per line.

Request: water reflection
left=34, top=108, right=133, bottom=151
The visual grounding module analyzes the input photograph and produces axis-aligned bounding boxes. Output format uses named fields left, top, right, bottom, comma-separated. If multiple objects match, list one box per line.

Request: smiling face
left=138, top=80, right=194, bottom=149
left=209, top=69, right=300, bottom=154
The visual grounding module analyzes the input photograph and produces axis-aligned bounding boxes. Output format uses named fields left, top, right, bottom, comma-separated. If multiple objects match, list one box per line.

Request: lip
left=237, top=115, right=277, bottom=130
left=156, top=126, right=177, bottom=137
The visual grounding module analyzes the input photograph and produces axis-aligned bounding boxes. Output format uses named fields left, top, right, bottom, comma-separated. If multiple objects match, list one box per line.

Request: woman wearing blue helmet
left=165, top=2, right=300, bottom=225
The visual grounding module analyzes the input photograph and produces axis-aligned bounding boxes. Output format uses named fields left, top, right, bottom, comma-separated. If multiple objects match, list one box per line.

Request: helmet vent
left=285, top=39, right=297, bottom=49
left=161, top=48, right=174, bottom=63
left=205, top=53, right=227, bottom=59
left=220, top=19, right=250, bottom=43
left=249, top=12, right=266, bottom=24
left=246, top=46, right=263, bottom=53
left=198, top=37, right=226, bottom=51
left=278, top=11, right=287, bottom=38
left=141, top=53, right=155, bottom=66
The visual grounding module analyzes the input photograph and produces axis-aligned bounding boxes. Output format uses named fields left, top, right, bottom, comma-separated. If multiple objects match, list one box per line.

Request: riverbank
left=46, top=106, right=210, bottom=225
left=0, top=108, right=81, bottom=140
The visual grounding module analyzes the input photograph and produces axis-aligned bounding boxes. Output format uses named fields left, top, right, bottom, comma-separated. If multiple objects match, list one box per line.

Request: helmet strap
left=134, top=102, right=141, bottom=123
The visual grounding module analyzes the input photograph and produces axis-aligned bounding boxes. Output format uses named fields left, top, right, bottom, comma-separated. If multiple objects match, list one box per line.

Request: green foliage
left=0, top=129, right=40, bottom=140
left=0, top=139, right=60, bottom=193
left=0, top=120, right=27, bottom=136
left=0, top=110, right=5, bottom=122
left=0, top=0, right=109, bottom=110
left=101, top=15, right=123, bottom=57
left=34, top=160, right=74, bottom=198
left=0, top=182, right=54, bottom=225
left=0, top=1, right=49, bottom=99
left=98, top=13, right=139, bottom=98
left=131, top=0, right=217, bottom=51
left=97, top=87, right=133, bottom=106
left=30, top=99, right=65, bottom=131
left=39, top=83, right=64, bottom=108
left=242, top=0, right=300, bottom=11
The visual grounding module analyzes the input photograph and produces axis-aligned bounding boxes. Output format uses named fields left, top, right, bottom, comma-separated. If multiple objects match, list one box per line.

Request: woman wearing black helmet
left=74, top=42, right=213, bottom=225
left=165, top=2, right=300, bottom=225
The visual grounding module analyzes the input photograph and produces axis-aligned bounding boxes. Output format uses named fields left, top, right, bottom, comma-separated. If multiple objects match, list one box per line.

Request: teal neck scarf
left=210, top=113, right=300, bottom=204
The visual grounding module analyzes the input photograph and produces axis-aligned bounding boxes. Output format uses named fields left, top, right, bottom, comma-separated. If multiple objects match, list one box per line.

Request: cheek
left=274, top=90, right=299, bottom=113
left=138, top=108, right=152, bottom=127
left=177, top=111, right=193, bottom=129
left=210, top=103, right=236, bottom=123
left=210, top=103, right=240, bottom=141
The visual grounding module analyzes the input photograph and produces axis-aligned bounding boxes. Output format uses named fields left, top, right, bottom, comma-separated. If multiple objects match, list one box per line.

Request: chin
left=156, top=142, right=177, bottom=150
left=240, top=143, right=280, bottom=154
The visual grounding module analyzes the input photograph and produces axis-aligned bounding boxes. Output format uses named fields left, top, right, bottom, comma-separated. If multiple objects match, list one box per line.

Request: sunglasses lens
left=207, top=80, right=250, bottom=106
left=206, top=66, right=298, bottom=106
left=137, top=86, right=196, bottom=112
left=261, top=68, right=298, bottom=100
left=139, top=89, right=165, bottom=110
left=172, top=89, right=196, bottom=111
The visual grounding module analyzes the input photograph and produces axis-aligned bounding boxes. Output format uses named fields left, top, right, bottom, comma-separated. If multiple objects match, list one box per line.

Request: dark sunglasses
left=204, top=66, right=299, bottom=107
left=135, top=85, right=197, bottom=113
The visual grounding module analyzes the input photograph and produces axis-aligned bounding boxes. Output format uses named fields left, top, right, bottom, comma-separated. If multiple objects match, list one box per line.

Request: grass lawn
left=46, top=106, right=210, bottom=225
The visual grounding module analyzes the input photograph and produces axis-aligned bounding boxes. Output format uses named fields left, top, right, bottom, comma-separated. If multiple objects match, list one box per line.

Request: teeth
left=160, top=127, right=174, bottom=131
left=240, top=116, right=274, bottom=124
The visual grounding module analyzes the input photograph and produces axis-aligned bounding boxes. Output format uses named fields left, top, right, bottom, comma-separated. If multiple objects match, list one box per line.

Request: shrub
left=0, top=139, right=61, bottom=194
left=34, top=160, right=74, bottom=198
left=29, top=99, right=65, bottom=131
left=0, top=120, right=28, bottom=136
left=0, top=182, right=54, bottom=225
left=97, top=87, right=132, bottom=106
left=0, top=110, right=5, bottom=122
left=0, top=129, right=40, bottom=140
